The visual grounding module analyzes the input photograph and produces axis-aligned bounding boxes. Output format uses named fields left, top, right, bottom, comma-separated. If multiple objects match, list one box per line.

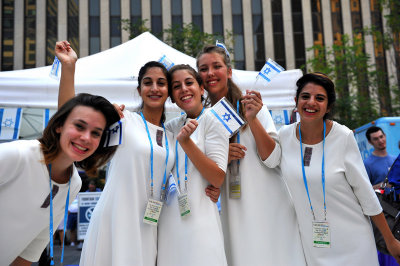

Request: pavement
left=32, top=243, right=82, bottom=266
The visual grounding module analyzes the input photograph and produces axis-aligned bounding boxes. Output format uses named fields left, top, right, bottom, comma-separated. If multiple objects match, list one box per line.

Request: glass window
left=68, top=0, right=79, bottom=54
left=212, top=0, right=223, bottom=35
left=252, top=0, right=265, bottom=70
left=171, top=0, right=183, bottom=27
left=191, top=0, right=203, bottom=31
left=271, top=0, right=285, bottom=67
left=151, top=0, right=162, bottom=35
left=232, top=0, right=245, bottom=69
left=291, top=0, right=305, bottom=68
left=89, top=0, right=100, bottom=54
left=130, top=0, right=142, bottom=25
left=24, top=0, right=36, bottom=68
left=2, top=0, right=14, bottom=70
left=110, top=0, right=121, bottom=47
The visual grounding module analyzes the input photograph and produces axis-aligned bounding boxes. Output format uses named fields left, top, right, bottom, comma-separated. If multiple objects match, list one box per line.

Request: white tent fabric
left=0, top=32, right=302, bottom=111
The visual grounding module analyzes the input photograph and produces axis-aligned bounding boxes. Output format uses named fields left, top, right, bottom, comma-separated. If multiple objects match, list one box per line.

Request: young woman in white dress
left=196, top=45, right=306, bottom=266
left=157, top=64, right=229, bottom=266
left=56, top=41, right=175, bottom=266
left=264, top=72, right=400, bottom=265
left=0, top=46, right=120, bottom=265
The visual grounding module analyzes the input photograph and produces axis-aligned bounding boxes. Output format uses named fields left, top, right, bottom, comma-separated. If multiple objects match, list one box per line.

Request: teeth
left=73, top=143, right=87, bottom=151
left=305, top=109, right=316, bottom=113
left=181, top=95, right=192, bottom=101
left=208, top=81, right=217, bottom=85
left=149, top=95, right=161, bottom=98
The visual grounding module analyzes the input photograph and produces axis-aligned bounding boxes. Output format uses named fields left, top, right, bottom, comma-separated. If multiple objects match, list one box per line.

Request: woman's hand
left=386, top=238, right=400, bottom=263
left=228, top=143, right=247, bottom=163
left=55, top=40, right=77, bottom=65
left=205, top=185, right=221, bottom=203
left=177, top=120, right=198, bottom=144
left=241, top=90, right=263, bottom=121
left=113, top=103, right=125, bottom=118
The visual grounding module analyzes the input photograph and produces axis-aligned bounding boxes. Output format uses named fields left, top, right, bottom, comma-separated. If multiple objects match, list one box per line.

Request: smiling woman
left=0, top=92, right=120, bottom=266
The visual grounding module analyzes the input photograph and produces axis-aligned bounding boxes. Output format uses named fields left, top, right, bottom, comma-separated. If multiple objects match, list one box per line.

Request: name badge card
left=178, top=193, right=191, bottom=217
left=229, top=160, right=241, bottom=199
left=312, top=221, right=331, bottom=248
left=210, top=97, right=246, bottom=138
left=143, top=199, right=163, bottom=226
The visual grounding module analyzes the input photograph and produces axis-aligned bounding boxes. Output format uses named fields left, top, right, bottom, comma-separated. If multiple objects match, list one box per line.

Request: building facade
left=1, top=0, right=398, bottom=91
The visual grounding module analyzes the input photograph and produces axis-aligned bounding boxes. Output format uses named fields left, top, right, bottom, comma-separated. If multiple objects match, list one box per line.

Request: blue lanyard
left=236, top=100, right=241, bottom=166
left=175, top=107, right=205, bottom=191
left=48, top=164, right=71, bottom=265
left=299, top=120, right=326, bottom=221
left=140, top=112, right=169, bottom=199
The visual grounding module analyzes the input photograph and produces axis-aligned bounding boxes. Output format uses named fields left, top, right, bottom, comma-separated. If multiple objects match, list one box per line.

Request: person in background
left=364, top=126, right=396, bottom=189
left=86, top=180, right=101, bottom=192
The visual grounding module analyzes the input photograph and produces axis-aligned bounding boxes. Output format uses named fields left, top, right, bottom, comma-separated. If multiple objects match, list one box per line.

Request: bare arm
left=177, top=120, right=225, bottom=188
left=241, top=90, right=276, bottom=160
left=54, top=40, right=77, bottom=108
left=371, top=212, right=400, bottom=263
left=10, top=256, right=32, bottom=266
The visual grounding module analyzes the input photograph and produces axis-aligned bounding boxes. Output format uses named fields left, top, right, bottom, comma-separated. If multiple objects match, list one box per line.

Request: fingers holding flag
left=242, top=90, right=263, bottom=120
left=177, top=119, right=199, bottom=143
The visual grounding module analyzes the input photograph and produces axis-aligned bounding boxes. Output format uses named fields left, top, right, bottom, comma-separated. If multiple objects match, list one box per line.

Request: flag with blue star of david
left=269, top=110, right=291, bottom=130
left=43, top=109, right=57, bottom=129
left=49, top=56, right=61, bottom=80
left=257, top=58, right=285, bottom=84
left=103, top=120, right=123, bottom=147
left=210, top=97, right=246, bottom=138
left=158, top=55, right=175, bottom=70
left=0, top=107, right=23, bottom=140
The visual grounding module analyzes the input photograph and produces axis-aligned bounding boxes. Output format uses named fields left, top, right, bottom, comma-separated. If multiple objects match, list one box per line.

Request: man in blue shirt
left=364, top=126, right=396, bottom=188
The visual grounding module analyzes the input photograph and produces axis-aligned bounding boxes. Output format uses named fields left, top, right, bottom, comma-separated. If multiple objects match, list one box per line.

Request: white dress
left=266, top=121, right=382, bottom=265
left=0, top=140, right=81, bottom=265
left=221, top=106, right=306, bottom=266
left=80, top=111, right=175, bottom=266
left=157, top=109, right=229, bottom=266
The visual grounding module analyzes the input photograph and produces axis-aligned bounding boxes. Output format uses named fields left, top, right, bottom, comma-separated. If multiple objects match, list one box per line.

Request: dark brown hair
left=137, top=61, right=170, bottom=124
left=38, top=93, right=120, bottom=176
left=295, top=72, right=336, bottom=120
left=168, top=64, right=204, bottom=103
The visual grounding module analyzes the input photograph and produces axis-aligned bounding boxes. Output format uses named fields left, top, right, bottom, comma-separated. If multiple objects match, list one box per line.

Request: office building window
left=192, top=0, right=203, bottom=31
left=68, top=0, right=79, bottom=54
left=24, top=0, right=36, bottom=68
left=171, top=0, right=182, bottom=27
left=89, top=0, right=100, bottom=54
left=151, top=0, right=162, bottom=36
left=46, top=0, right=57, bottom=65
left=212, top=0, right=223, bottom=36
left=271, top=0, right=285, bottom=68
left=331, top=0, right=343, bottom=45
left=2, top=0, right=14, bottom=70
left=130, top=0, right=141, bottom=26
left=110, top=0, right=121, bottom=47
left=291, top=0, right=305, bottom=68
left=350, top=0, right=363, bottom=39
left=252, top=0, right=265, bottom=70
left=311, top=0, right=324, bottom=57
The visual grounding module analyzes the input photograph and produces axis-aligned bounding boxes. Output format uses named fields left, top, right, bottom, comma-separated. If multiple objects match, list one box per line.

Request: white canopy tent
left=0, top=32, right=302, bottom=140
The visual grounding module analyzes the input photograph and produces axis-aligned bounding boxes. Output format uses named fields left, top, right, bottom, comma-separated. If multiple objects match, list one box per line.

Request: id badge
left=178, top=193, right=191, bottom=217
left=229, top=160, right=241, bottom=199
left=143, top=198, right=163, bottom=226
left=312, top=221, right=331, bottom=248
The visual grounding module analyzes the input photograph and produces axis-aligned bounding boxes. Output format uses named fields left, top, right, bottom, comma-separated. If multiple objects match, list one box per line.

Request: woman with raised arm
left=264, top=72, right=400, bottom=265
left=55, top=41, right=175, bottom=266
left=196, top=45, right=306, bottom=265
left=0, top=91, right=119, bottom=265
left=157, top=64, right=229, bottom=266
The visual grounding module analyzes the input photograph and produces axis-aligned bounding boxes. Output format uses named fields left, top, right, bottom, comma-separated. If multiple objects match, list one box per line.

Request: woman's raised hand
left=55, top=40, right=77, bottom=65
left=177, top=120, right=198, bottom=143
left=241, top=90, right=263, bottom=121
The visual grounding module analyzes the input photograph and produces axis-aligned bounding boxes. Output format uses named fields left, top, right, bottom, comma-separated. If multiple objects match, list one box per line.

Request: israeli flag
left=269, top=110, right=291, bottom=130
left=0, top=108, right=23, bottom=140
left=210, top=97, right=246, bottom=138
left=165, top=173, right=177, bottom=205
left=257, top=58, right=285, bottom=83
left=158, top=55, right=175, bottom=70
left=49, top=56, right=61, bottom=80
left=103, top=120, right=123, bottom=147
left=43, top=109, right=57, bottom=128
left=216, top=40, right=230, bottom=58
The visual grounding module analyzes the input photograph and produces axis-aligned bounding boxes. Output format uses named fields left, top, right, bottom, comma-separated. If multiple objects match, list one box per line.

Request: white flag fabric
left=0, top=107, right=23, bottom=140
left=269, top=109, right=291, bottom=130
left=49, top=56, right=61, bottom=80
left=103, top=120, right=123, bottom=147
left=43, top=109, right=57, bottom=129
left=257, top=58, right=285, bottom=83
left=210, top=97, right=246, bottom=138
left=158, top=55, right=175, bottom=70
left=216, top=40, right=230, bottom=58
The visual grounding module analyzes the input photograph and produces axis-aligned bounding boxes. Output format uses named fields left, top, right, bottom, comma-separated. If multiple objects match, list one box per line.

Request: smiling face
left=56, top=105, right=106, bottom=163
left=295, top=82, right=330, bottom=123
left=197, top=52, right=232, bottom=102
left=171, top=69, right=204, bottom=118
left=137, top=67, right=169, bottom=111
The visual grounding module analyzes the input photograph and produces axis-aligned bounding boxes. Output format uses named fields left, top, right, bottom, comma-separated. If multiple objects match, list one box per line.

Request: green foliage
left=121, top=19, right=234, bottom=59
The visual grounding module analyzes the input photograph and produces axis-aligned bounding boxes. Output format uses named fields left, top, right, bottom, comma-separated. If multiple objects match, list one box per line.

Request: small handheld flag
left=210, top=97, right=246, bottom=138
left=0, top=108, right=23, bottom=140
left=103, top=120, right=123, bottom=147
left=158, top=55, right=175, bottom=70
left=257, top=58, right=285, bottom=84
left=49, top=56, right=61, bottom=80
left=216, top=40, right=230, bottom=58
